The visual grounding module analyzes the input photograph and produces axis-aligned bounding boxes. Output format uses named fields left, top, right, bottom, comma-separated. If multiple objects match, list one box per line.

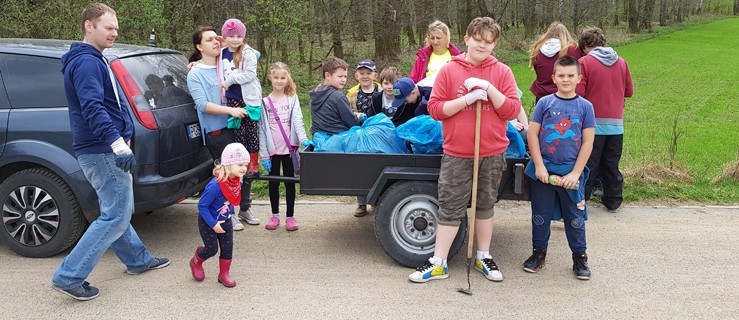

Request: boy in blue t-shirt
left=523, top=55, right=596, bottom=280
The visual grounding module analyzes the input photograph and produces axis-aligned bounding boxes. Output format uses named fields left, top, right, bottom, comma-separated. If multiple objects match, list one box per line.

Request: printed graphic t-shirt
left=266, top=95, right=291, bottom=155
left=425, top=50, right=452, bottom=79
left=532, top=94, right=596, bottom=164
left=221, top=50, right=243, bottom=100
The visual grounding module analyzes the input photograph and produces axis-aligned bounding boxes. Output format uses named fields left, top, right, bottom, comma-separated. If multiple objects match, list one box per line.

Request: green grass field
left=256, top=18, right=739, bottom=204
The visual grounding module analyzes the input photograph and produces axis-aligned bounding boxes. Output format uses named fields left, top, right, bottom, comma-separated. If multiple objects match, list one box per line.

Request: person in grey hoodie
left=309, top=57, right=362, bottom=136
left=575, top=27, right=634, bottom=213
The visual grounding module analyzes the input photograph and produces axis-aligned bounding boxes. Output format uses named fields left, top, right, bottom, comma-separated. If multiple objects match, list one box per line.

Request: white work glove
left=111, top=137, right=136, bottom=172
left=464, top=89, right=488, bottom=105
left=464, top=77, right=492, bottom=91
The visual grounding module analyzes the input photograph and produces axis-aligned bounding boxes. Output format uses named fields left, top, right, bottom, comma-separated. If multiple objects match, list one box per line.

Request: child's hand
left=261, top=159, right=272, bottom=173
left=187, top=61, right=199, bottom=69
left=213, top=221, right=226, bottom=234
left=228, top=107, right=247, bottom=118
left=560, top=172, right=580, bottom=190
left=357, top=113, right=368, bottom=122
left=464, top=89, right=488, bottom=106
left=300, top=140, right=314, bottom=149
left=464, top=77, right=492, bottom=91
left=221, top=82, right=230, bottom=91
left=535, top=166, right=549, bottom=184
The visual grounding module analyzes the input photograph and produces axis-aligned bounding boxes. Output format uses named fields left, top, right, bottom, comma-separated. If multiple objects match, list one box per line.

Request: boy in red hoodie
left=575, top=27, right=634, bottom=213
left=409, top=17, right=522, bottom=283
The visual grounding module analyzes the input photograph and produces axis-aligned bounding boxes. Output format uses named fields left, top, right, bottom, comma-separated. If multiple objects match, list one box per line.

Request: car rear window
left=1, top=54, right=66, bottom=109
left=118, top=53, right=194, bottom=109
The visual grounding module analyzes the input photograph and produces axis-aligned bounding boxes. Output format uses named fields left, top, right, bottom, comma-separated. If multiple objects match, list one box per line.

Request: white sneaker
left=238, top=208, right=260, bottom=225
left=231, top=214, right=244, bottom=231
left=475, top=257, right=503, bottom=282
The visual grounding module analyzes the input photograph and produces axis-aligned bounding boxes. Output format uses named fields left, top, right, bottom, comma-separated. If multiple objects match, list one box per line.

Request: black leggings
left=197, top=215, right=233, bottom=260
left=269, top=154, right=296, bottom=217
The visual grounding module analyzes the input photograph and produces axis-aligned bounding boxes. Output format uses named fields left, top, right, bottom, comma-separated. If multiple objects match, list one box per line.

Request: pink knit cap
left=221, top=19, right=246, bottom=38
left=220, top=143, right=249, bottom=166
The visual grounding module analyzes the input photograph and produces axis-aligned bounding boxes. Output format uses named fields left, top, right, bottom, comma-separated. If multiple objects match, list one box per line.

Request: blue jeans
left=530, top=178, right=587, bottom=253
left=52, top=153, right=155, bottom=289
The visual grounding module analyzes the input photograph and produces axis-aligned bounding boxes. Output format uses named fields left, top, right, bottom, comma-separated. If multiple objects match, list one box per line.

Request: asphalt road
left=1, top=200, right=737, bottom=319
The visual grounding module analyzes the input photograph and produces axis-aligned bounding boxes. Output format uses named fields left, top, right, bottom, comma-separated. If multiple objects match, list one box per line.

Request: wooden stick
left=466, top=100, right=482, bottom=259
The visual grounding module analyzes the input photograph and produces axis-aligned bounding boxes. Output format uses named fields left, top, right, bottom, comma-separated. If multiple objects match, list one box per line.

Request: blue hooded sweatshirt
left=61, top=42, right=133, bottom=156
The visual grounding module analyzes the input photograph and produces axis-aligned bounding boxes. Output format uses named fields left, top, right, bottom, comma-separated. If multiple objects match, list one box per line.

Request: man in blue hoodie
left=51, top=3, right=169, bottom=301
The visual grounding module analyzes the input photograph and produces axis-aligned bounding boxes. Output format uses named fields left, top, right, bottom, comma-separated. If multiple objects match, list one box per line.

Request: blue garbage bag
left=396, top=115, right=444, bottom=154
left=314, top=114, right=407, bottom=154
left=506, top=121, right=526, bottom=158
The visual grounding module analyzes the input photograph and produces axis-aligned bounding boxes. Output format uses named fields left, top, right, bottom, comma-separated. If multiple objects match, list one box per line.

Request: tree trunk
left=660, top=0, right=669, bottom=26
left=572, top=0, right=582, bottom=29
left=523, top=0, right=537, bottom=37
left=613, top=0, right=620, bottom=26
left=628, top=0, right=640, bottom=33
left=640, top=0, right=656, bottom=32
left=735, top=0, right=739, bottom=15
left=374, top=1, right=401, bottom=62
left=328, top=0, right=343, bottom=58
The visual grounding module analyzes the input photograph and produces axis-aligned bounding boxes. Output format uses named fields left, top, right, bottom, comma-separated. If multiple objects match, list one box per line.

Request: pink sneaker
left=285, top=217, right=299, bottom=231
left=265, top=216, right=280, bottom=230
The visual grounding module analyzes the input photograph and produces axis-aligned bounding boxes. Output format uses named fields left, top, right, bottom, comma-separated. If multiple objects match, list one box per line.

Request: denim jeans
left=52, top=153, right=155, bottom=290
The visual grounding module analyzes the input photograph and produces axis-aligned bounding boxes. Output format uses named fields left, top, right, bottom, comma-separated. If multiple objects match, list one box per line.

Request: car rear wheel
left=0, top=168, right=86, bottom=257
left=374, top=181, right=467, bottom=267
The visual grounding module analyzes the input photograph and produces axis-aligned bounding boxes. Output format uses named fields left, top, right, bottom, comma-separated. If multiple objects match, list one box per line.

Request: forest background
left=1, top=0, right=737, bottom=203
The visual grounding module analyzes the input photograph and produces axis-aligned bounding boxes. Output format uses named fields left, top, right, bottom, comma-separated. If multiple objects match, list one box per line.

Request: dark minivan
left=0, top=39, right=212, bottom=257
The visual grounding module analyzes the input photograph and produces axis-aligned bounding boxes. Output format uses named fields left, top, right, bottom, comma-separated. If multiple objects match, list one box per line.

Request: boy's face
left=381, top=79, right=395, bottom=98
left=464, top=31, right=496, bottom=64
left=552, top=65, right=582, bottom=95
left=324, top=68, right=348, bottom=89
left=355, top=68, right=377, bottom=88
left=405, top=86, right=420, bottom=103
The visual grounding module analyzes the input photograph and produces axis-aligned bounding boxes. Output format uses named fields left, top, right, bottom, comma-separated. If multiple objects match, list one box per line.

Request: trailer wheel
left=374, top=181, right=467, bottom=267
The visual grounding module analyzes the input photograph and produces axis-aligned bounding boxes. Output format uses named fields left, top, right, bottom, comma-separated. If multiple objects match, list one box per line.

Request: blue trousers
left=52, top=153, right=155, bottom=290
left=530, top=178, right=587, bottom=253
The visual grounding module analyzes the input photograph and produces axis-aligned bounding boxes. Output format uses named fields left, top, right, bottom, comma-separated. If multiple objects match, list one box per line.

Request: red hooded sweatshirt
left=409, top=43, right=463, bottom=83
left=428, top=54, right=522, bottom=158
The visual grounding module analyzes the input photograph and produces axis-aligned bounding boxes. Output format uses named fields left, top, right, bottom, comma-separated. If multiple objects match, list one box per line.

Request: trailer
left=259, top=150, right=529, bottom=267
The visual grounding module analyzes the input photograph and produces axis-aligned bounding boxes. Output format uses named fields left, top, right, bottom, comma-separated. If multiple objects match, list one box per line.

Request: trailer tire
left=374, top=181, right=467, bottom=267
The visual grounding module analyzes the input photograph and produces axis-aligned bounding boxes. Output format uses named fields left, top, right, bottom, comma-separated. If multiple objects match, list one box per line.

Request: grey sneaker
left=126, top=257, right=170, bottom=275
left=231, top=214, right=244, bottom=230
left=239, top=208, right=260, bottom=225
left=53, top=281, right=99, bottom=301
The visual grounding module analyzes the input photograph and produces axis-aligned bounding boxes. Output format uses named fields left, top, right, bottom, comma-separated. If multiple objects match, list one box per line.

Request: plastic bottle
left=549, top=174, right=580, bottom=190
left=148, top=29, right=156, bottom=47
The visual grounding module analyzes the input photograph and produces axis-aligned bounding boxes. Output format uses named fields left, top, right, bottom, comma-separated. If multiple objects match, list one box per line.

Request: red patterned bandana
left=218, top=175, right=241, bottom=206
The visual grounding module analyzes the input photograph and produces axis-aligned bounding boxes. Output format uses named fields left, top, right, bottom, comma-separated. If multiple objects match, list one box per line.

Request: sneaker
left=353, top=205, right=368, bottom=217
left=408, top=259, right=448, bottom=283
left=265, top=216, right=280, bottom=230
left=285, top=217, right=299, bottom=231
left=125, top=257, right=171, bottom=275
left=231, top=214, right=244, bottom=231
left=572, top=252, right=591, bottom=280
left=53, top=281, right=99, bottom=301
left=239, top=208, right=260, bottom=225
left=523, top=248, right=547, bottom=273
left=475, top=257, right=504, bottom=282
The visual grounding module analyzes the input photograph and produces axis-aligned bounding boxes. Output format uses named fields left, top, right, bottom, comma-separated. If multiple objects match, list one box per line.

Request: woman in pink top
left=409, top=20, right=463, bottom=83
left=528, top=22, right=583, bottom=102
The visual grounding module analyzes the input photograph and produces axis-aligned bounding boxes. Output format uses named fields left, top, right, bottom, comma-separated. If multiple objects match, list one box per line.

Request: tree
left=734, top=0, right=738, bottom=15
left=628, top=0, right=640, bottom=33
left=374, top=1, right=401, bottom=62
left=660, top=0, right=669, bottom=25
left=640, top=0, right=657, bottom=32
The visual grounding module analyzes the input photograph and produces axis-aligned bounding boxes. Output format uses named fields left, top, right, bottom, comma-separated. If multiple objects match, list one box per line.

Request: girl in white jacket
left=218, top=18, right=263, bottom=228
left=259, top=62, right=312, bottom=231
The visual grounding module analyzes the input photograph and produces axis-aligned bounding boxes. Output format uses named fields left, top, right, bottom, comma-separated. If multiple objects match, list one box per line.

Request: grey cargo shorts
left=437, top=153, right=506, bottom=226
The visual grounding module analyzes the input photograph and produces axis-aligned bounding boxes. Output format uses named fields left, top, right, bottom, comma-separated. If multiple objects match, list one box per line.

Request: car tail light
left=110, top=60, right=158, bottom=130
